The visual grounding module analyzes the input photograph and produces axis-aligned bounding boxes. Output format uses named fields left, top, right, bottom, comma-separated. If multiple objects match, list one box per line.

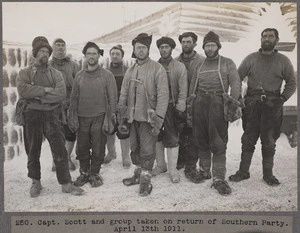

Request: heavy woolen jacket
left=118, top=57, right=169, bottom=123
left=17, top=64, right=66, bottom=111
left=158, top=57, right=188, bottom=112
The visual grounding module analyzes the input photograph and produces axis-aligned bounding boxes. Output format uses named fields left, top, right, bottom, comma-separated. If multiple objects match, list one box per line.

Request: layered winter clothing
left=17, top=64, right=72, bottom=185
left=233, top=49, right=296, bottom=180
left=119, top=57, right=169, bottom=171
left=190, top=55, right=241, bottom=181
left=68, top=64, right=118, bottom=175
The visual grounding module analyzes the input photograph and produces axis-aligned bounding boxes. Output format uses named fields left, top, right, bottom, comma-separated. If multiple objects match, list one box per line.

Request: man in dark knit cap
left=104, top=44, right=131, bottom=169
left=119, top=33, right=169, bottom=196
left=229, top=28, right=296, bottom=186
left=189, top=31, right=241, bottom=195
left=175, top=31, right=206, bottom=183
left=17, top=36, right=84, bottom=197
left=68, top=41, right=118, bottom=188
left=50, top=38, right=80, bottom=172
left=151, top=36, right=187, bottom=183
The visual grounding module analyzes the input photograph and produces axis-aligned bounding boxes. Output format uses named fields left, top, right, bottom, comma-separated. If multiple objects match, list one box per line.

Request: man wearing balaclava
left=189, top=31, right=241, bottom=195
left=118, top=33, right=169, bottom=196
left=50, top=38, right=80, bottom=172
left=17, top=36, right=84, bottom=197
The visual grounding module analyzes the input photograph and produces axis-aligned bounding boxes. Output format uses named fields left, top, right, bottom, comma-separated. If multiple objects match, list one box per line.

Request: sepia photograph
left=1, top=0, right=297, bottom=219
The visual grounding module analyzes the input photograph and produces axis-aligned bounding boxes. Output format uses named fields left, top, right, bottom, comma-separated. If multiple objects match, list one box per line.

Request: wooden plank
left=182, top=2, right=266, bottom=15
left=180, top=13, right=255, bottom=28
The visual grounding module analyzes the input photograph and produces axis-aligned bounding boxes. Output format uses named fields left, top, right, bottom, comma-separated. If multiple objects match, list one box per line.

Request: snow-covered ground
left=4, top=121, right=297, bottom=212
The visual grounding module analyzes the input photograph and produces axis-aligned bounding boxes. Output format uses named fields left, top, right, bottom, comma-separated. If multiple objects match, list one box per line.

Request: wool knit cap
left=32, top=36, right=53, bottom=58
left=110, top=44, right=125, bottom=57
left=202, top=31, right=222, bottom=49
left=156, top=37, right=176, bottom=49
left=82, top=42, right=104, bottom=56
left=178, top=32, right=198, bottom=43
left=52, top=38, right=67, bottom=59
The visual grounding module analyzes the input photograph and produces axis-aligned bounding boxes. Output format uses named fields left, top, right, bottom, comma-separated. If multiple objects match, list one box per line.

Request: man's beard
left=38, top=56, right=49, bottom=64
left=205, top=50, right=219, bottom=58
left=182, top=47, right=193, bottom=55
left=261, top=41, right=276, bottom=51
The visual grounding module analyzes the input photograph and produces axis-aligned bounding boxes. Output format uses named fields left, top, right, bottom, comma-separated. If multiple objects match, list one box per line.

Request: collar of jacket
left=110, top=62, right=123, bottom=69
left=84, top=64, right=100, bottom=73
left=179, top=50, right=197, bottom=62
left=158, top=56, right=173, bottom=66
left=135, top=56, right=150, bottom=66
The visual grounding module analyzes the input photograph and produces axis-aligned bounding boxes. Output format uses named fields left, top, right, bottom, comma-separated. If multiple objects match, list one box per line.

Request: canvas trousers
left=130, top=121, right=157, bottom=171
left=76, top=114, right=106, bottom=174
left=23, top=107, right=72, bottom=184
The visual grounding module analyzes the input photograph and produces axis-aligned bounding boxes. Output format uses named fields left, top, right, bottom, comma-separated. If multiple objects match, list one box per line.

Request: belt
left=197, top=90, right=223, bottom=95
left=246, top=89, right=280, bottom=102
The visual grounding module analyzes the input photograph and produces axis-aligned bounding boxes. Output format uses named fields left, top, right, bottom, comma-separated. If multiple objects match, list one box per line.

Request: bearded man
left=229, top=28, right=296, bottom=186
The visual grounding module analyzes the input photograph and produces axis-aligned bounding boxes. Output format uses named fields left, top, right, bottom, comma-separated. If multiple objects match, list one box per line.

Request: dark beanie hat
left=178, top=32, right=198, bottom=43
left=82, top=42, right=104, bottom=56
left=110, top=44, right=125, bottom=57
left=32, top=36, right=53, bottom=58
left=156, top=37, right=176, bottom=49
left=202, top=31, right=222, bottom=49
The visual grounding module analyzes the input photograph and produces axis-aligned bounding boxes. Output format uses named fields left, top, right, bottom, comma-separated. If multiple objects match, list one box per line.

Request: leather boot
left=152, top=141, right=167, bottom=176
left=229, top=151, right=253, bottom=182
left=139, top=170, right=153, bottom=197
left=30, top=179, right=42, bottom=197
left=122, top=166, right=141, bottom=186
left=262, top=155, right=280, bottom=186
left=167, top=147, right=180, bottom=183
left=62, top=183, right=84, bottom=195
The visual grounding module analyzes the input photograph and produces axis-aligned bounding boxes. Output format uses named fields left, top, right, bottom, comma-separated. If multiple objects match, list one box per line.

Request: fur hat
left=131, top=33, right=152, bottom=58
left=202, top=31, right=222, bottom=49
left=178, top=32, right=198, bottom=43
left=32, top=36, right=53, bottom=58
left=110, top=44, right=125, bottom=57
left=156, top=37, right=176, bottom=49
left=82, top=42, right=104, bottom=56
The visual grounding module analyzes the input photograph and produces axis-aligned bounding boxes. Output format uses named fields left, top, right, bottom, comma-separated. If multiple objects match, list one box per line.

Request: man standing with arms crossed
left=152, top=36, right=188, bottom=183
left=175, top=32, right=206, bottom=183
left=17, top=36, right=84, bottom=197
left=229, top=28, right=296, bottom=186
left=50, top=38, right=80, bottom=171
left=119, top=33, right=169, bottom=196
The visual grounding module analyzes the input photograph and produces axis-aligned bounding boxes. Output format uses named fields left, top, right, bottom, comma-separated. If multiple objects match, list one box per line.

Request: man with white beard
left=229, top=28, right=296, bottom=186
left=17, top=36, right=84, bottom=197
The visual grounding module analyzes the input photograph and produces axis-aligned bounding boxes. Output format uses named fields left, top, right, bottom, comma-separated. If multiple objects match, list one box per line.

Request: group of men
left=17, top=27, right=296, bottom=198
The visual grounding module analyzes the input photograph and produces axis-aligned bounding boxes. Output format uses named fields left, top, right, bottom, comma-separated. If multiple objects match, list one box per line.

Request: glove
left=147, top=110, right=164, bottom=130
left=174, top=109, right=186, bottom=134
left=117, top=106, right=128, bottom=125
